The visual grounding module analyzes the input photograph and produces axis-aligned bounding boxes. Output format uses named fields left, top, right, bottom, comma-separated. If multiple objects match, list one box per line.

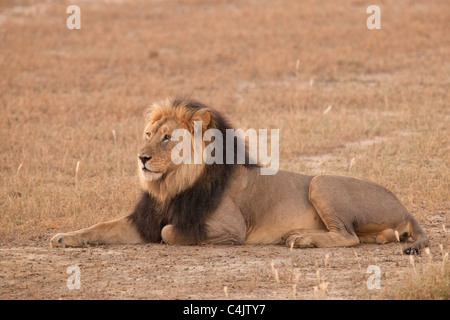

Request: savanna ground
left=0, top=0, right=449, bottom=300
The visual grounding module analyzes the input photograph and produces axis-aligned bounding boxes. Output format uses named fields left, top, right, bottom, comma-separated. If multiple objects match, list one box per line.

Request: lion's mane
left=128, top=98, right=258, bottom=243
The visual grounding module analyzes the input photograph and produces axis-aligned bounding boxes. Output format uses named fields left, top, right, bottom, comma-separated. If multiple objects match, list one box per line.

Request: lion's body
left=51, top=98, right=428, bottom=254
left=230, top=168, right=322, bottom=245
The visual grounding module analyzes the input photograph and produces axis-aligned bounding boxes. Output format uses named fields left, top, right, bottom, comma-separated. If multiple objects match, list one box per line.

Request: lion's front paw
left=50, top=233, right=86, bottom=248
left=160, top=224, right=196, bottom=245
left=161, top=225, right=175, bottom=245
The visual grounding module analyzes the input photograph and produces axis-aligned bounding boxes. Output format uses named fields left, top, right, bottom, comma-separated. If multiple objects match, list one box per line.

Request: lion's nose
left=139, top=154, right=152, bottom=165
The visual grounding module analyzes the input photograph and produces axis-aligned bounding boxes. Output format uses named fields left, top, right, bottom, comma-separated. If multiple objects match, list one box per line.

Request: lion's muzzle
left=139, top=154, right=152, bottom=166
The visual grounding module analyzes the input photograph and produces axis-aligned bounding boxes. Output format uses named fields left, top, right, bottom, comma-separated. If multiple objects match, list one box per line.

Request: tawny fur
left=51, top=98, right=428, bottom=254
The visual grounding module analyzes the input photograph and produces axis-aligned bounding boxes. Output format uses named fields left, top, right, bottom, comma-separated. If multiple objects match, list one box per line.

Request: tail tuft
left=402, top=216, right=428, bottom=255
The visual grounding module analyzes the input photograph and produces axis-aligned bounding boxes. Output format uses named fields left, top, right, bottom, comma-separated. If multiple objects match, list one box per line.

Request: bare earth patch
left=0, top=211, right=447, bottom=300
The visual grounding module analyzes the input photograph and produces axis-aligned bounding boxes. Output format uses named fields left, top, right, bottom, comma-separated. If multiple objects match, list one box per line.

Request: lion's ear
left=192, top=109, right=211, bottom=132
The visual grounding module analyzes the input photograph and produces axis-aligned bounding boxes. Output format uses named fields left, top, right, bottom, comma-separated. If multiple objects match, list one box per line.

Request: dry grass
left=381, top=248, right=449, bottom=300
left=0, top=0, right=449, bottom=299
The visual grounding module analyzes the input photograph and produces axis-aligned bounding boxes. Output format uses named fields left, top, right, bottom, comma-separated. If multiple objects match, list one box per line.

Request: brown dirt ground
left=0, top=212, right=447, bottom=300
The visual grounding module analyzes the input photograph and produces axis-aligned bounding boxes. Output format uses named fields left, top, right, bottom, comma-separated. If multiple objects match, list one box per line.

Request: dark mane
left=128, top=99, right=259, bottom=243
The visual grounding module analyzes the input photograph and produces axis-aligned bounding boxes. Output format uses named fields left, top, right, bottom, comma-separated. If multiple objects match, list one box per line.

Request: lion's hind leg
left=281, top=199, right=361, bottom=249
left=307, top=175, right=428, bottom=254
left=282, top=229, right=359, bottom=248
left=293, top=176, right=364, bottom=249
left=357, top=229, right=397, bottom=244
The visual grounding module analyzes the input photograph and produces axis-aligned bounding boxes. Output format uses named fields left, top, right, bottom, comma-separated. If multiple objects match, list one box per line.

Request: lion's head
left=138, top=98, right=209, bottom=177
left=138, top=98, right=249, bottom=201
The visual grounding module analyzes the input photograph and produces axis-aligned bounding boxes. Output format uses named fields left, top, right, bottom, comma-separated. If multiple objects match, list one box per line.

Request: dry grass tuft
left=381, top=250, right=449, bottom=300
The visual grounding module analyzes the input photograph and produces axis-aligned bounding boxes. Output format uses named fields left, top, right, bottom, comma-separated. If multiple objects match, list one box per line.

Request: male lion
left=51, top=98, right=428, bottom=254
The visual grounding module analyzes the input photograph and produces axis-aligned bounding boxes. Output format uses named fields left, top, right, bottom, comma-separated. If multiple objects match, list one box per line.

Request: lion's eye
left=145, top=132, right=151, bottom=139
left=162, top=134, right=171, bottom=141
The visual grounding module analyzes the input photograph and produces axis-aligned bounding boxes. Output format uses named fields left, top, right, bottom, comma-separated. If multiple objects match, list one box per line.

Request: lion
left=50, top=98, right=428, bottom=254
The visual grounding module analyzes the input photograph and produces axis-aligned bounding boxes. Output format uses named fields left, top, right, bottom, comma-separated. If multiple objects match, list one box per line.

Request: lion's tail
left=403, top=215, right=429, bottom=255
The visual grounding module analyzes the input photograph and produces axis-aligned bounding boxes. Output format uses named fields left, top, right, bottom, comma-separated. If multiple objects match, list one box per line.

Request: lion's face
left=138, top=119, right=182, bottom=181
left=137, top=99, right=214, bottom=200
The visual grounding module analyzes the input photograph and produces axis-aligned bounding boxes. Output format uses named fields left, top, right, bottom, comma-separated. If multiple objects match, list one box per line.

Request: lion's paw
left=283, top=234, right=314, bottom=248
left=403, top=246, right=420, bottom=255
left=161, top=225, right=175, bottom=245
left=50, top=233, right=86, bottom=248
